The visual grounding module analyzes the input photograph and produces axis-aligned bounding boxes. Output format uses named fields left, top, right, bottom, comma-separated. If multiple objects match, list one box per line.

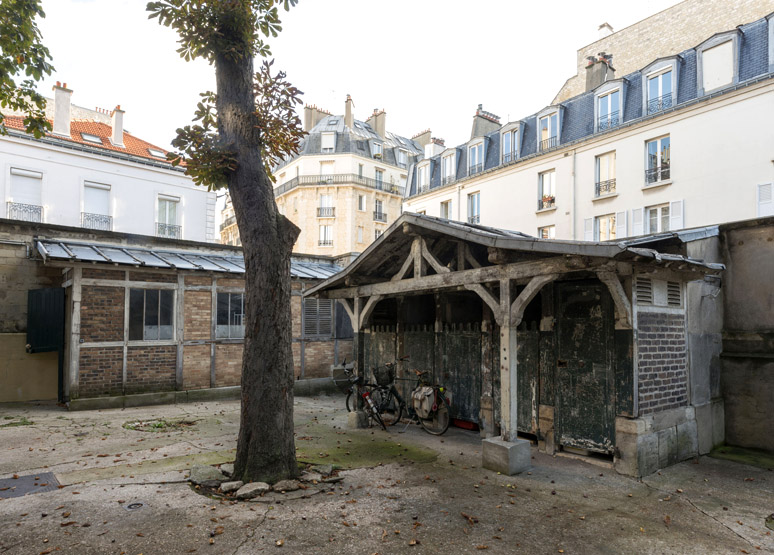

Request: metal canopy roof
left=35, top=239, right=341, bottom=280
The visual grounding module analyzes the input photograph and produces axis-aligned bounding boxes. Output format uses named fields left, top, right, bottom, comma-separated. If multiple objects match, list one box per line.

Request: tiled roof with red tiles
left=2, top=115, right=174, bottom=164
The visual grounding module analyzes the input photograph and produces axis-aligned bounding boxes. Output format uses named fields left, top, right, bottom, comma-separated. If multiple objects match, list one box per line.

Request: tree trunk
left=215, top=50, right=300, bottom=484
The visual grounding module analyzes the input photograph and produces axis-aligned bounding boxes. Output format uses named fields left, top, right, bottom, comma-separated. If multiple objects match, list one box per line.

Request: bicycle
left=405, top=369, right=451, bottom=435
left=333, top=359, right=388, bottom=431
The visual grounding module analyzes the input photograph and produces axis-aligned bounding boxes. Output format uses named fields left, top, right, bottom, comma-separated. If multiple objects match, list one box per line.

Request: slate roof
left=407, top=14, right=773, bottom=198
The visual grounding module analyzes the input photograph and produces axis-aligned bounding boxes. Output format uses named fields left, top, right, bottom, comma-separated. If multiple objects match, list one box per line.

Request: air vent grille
left=667, top=281, right=681, bottom=307
left=635, top=277, right=653, bottom=304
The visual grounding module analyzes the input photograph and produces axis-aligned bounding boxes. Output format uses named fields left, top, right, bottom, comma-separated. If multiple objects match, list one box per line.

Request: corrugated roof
left=35, top=239, right=341, bottom=280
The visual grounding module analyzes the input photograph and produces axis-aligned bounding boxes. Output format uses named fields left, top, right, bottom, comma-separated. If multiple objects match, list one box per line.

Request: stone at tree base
left=235, top=482, right=271, bottom=499
left=299, top=471, right=322, bottom=483
left=189, top=464, right=227, bottom=487
left=272, top=479, right=301, bottom=492
left=220, top=481, right=243, bottom=493
left=219, top=463, right=234, bottom=477
left=311, top=464, right=333, bottom=476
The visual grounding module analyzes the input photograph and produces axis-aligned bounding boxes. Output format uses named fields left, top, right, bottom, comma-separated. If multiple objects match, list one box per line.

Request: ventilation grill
left=635, top=277, right=653, bottom=304
left=667, top=281, right=681, bottom=307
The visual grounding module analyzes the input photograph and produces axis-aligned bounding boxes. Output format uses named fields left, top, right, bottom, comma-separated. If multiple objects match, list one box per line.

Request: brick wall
left=80, top=286, right=124, bottom=342
left=215, top=344, right=243, bottom=387
left=183, top=344, right=211, bottom=389
left=291, top=295, right=302, bottom=337
left=185, top=276, right=211, bottom=286
left=82, top=268, right=123, bottom=280
left=184, top=290, right=211, bottom=340
left=78, top=347, right=123, bottom=397
left=128, top=271, right=176, bottom=283
left=218, top=278, right=245, bottom=288
left=637, top=311, right=688, bottom=415
left=302, top=340, right=336, bottom=379
left=126, top=345, right=176, bottom=393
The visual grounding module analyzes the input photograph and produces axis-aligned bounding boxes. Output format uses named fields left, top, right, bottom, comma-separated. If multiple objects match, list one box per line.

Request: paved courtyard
left=0, top=395, right=772, bottom=554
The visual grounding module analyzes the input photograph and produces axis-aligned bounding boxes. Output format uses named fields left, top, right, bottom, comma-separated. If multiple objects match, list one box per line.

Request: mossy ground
left=710, top=444, right=774, bottom=470
left=0, top=416, right=33, bottom=428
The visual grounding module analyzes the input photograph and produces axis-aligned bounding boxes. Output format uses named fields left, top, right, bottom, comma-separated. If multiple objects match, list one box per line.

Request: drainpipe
left=571, top=150, right=577, bottom=240
left=456, top=185, right=461, bottom=221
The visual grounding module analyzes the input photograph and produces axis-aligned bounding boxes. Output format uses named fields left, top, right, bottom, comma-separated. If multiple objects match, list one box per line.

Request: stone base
left=347, top=410, right=367, bottom=429
left=482, top=437, right=531, bottom=475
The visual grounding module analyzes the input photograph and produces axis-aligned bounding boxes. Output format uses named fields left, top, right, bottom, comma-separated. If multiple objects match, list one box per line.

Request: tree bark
left=215, top=49, right=300, bottom=484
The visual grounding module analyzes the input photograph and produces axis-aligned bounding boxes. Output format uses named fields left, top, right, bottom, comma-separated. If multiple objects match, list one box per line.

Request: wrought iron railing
left=468, top=214, right=480, bottom=224
left=317, top=207, right=335, bottom=217
left=503, top=151, right=516, bottom=163
left=469, top=163, right=483, bottom=176
left=274, top=173, right=405, bottom=197
left=318, top=239, right=333, bottom=246
left=442, top=175, right=455, bottom=185
left=597, top=111, right=620, bottom=131
left=418, top=184, right=429, bottom=193
left=7, top=202, right=42, bottom=222
left=220, top=215, right=236, bottom=232
left=595, top=179, right=617, bottom=196
left=156, top=222, right=182, bottom=239
left=538, top=197, right=556, bottom=210
left=647, top=93, right=673, bottom=115
left=539, top=136, right=558, bottom=152
left=81, top=212, right=112, bottom=231
left=373, top=211, right=387, bottom=223
left=645, top=165, right=670, bottom=184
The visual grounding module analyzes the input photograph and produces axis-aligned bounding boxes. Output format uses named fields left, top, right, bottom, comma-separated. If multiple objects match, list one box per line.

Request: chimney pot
left=111, top=105, right=125, bottom=147
left=51, top=82, right=73, bottom=136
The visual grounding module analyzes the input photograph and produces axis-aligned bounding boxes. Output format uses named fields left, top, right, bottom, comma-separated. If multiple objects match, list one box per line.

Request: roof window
left=328, top=118, right=338, bottom=125
left=81, top=132, right=102, bottom=144
left=148, top=148, right=166, bottom=158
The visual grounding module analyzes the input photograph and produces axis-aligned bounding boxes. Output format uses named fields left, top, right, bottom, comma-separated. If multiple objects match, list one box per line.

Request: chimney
left=366, top=109, right=386, bottom=139
left=598, top=22, right=614, bottom=39
left=425, top=137, right=445, bottom=158
left=585, top=52, right=615, bottom=92
left=303, top=104, right=329, bottom=131
left=470, top=104, right=500, bottom=139
left=52, top=81, right=72, bottom=137
left=344, top=95, right=354, bottom=129
left=111, top=105, right=125, bottom=147
left=412, top=129, right=431, bottom=148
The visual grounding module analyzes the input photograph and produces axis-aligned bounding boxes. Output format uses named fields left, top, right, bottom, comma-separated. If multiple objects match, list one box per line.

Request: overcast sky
left=37, top=0, right=682, bottom=152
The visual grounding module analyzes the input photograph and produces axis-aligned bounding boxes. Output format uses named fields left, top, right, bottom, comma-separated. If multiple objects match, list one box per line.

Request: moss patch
left=123, top=418, right=197, bottom=432
left=710, top=444, right=774, bottom=470
left=0, top=416, right=33, bottom=428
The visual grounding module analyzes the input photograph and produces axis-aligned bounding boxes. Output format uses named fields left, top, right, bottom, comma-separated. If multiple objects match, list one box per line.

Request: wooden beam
left=421, top=237, right=450, bottom=275
left=391, top=242, right=416, bottom=282
left=464, top=283, right=502, bottom=326
left=464, top=244, right=481, bottom=268
left=456, top=243, right=465, bottom=272
left=338, top=298, right=356, bottom=329
left=510, top=274, right=558, bottom=326
left=412, top=238, right=424, bottom=279
left=596, top=271, right=632, bottom=330
left=359, top=295, right=383, bottom=330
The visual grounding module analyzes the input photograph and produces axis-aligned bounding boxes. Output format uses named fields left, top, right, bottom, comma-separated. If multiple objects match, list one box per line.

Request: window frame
left=417, top=162, right=430, bottom=192
left=320, top=131, right=336, bottom=153
left=303, top=298, right=333, bottom=338
left=645, top=135, right=671, bottom=185
left=441, top=151, right=456, bottom=184
left=468, top=141, right=484, bottom=175
left=318, top=224, right=333, bottom=246
left=216, top=292, right=245, bottom=339
left=536, top=106, right=561, bottom=152
left=357, top=194, right=366, bottom=211
left=594, top=213, right=617, bottom=242
left=641, top=56, right=679, bottom=115
left=645, top=203, right=670, bottom=234
left=538, top=170, right=556, bottom=211
left=440, top=200, right=451, bottom=220
left=593, top=80, right=625, bottom=132
left=696, top=30, right=740, bottom=96
left=538, top=225, right=556, bottom=239
left=467, top=191, right=480, bottom=224
left=128, top=288, right=175, bottom=342
left=372, top=142, right=383, bottom=159
left=594, top=151, right=616, bottom=197
left=500, top=123, right=520, bottom=164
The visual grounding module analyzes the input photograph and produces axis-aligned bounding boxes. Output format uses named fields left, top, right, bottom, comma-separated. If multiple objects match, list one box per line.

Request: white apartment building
left=404, top=12, right=774, bottom=242
left=1, top=83, right=216, bottom=242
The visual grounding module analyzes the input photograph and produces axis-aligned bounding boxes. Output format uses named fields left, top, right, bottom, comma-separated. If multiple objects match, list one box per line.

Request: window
left=645, top=136, right=670, bottom=184
left=374, top=199, right=385, bottom=223
left=81, top=132, right=102, bottom=144
left=398, top=149, right=408, bottom=168
left=469, top=143, right=483, bottom=175
left=321, top=132, right=336, bottom=153
left=538, top=112, right=558, bottom=151
left=374, top=229, right=383, bottom=240
left=647, top=69, right=673, bottom=114
left=758, top=183, right=774, bottom=217
left=375, top=168, right=384, bottom=186
left=538, top=170, right=556, bottom=210
left=83, top=182, right=111, bottom=230
left=8, top=168, right=42, bottom=222
left=697, top=31, right=740, bottom=95
left=442, top=154, right=455, bottom=185
left=318, top=194, right=334, bottom=217
left=357, top=226, right=364, bottom=243
left=595, top=152, right=616, bottom=196
left=128, top=289, right=173, bottom=340
left=597, top=89, right=620, bottom=131
left=318, top=225, right=333, bottom=246
left=467, top=192, right=480, bottom=224
left=632, top=200, right=683, bottom=235
left=502, top=129, right=518, bottom=163
left=646, top=204, right=670, bottom=233
left=440, top=200, right=451, bottom=220
left=148, top=148, right=166, bottom=158
left=372, top=142, right=382, bottom=159
left=216, top=292, right=244, bottom=339
left=357, top=194, right=366, bottom=211
left=538, top=225, right=555, bottom=239
left=327, top=118, right=338, bottom=126
left=303, top=298, right=333, bottom=337
left=157, top=197, right=180, bottom=238
left=358, top=164, right=364, bottom=178
left=594, top=213, right=616, bottom=241
left=417, top=164, right=429, bottom=192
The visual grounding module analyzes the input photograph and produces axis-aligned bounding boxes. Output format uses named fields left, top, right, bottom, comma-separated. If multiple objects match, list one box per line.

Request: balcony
left=503, top=152, right=516, bottom=164
left=220, top=215, right=236, bottom=232
left=468, top=214, right=480, bottom=224
left=595, top=179, right=617, bottom=197
left=539, top=136, right=558, bottom=152
left=597, top=111, right=620, bottom=131
left=156, top=222, right=182, bottom=239
left=645, top=165, right=670, bottom=184
left=7, top=202, right=42, bottom=223
left=538, top=196, right=556, bottom=210
left=647, top=93, right=673, bottom=115
left=373, top=211, right=387, bottom=223
left=318, top=239, right=333, bottom=246
left=81, top=212, right=113, bottom=231
left=274, top=173, right=405, bottom=197
left=317, top=206, right=335, bottom=218
left=442, top=175, right=455, bottom=186
left=468, top=163, right=483, bottom=176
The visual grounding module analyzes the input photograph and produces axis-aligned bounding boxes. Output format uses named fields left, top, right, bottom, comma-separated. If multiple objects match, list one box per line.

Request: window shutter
left=615, top=211, right=627, bottom=239
left=632, top=208, right=644, bottom=235
left=84, top=184, right=110, bottom=215
left=583, top=218, right=593, bottom=241
left=318, top=299, right=333, bottom=336
left=303, top=298, right=318, bottom=336
left=635, top=277, right=653, bottom=304
left=670, top=199, right=684, bottom=230
left=10, top=169, right=42, bottom=206
left=758, top=183, right=774, bottom=217
left=667, top=281, right=681, bottom=307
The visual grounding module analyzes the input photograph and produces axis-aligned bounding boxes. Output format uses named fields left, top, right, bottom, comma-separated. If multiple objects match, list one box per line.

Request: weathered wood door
left=555, top=282, right=615, bottom=453
left=517, top=329, right=539, bottom=434
left=439, top=323, right=481, bottom=423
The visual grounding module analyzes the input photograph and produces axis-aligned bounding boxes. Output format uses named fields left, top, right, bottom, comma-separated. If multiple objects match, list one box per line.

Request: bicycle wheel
left=372, top=387, right=403, bottom=426
left=345, top=389, right=354, bottom=412
left=418, top=393, right=450, bottom=435
left=365, top=401, right=387, bottom=431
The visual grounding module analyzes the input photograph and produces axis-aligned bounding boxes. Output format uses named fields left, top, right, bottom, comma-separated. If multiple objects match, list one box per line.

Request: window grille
left=635, top=277, right=653, bottom=305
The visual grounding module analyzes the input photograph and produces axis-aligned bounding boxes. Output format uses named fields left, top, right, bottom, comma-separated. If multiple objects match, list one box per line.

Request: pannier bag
left=412, top=386, right=435, bottom=419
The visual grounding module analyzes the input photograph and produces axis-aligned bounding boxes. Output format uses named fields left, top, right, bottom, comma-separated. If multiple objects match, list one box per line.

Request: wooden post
left=68, top=267, right=82, bottom=400
left=499, top=278, right=518, bottom=442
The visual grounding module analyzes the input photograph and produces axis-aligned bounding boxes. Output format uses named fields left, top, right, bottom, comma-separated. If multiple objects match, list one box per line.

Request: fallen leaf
left=213, top=526, right=224, bottom=536
left=408, top=539, right=420, bottom=546
left=664, top=515, right=671, bottom=528
left=382, top=529, right=388, bottom=541
left=275, top=539, right=284, bottom=547
left=60, top=522, right=76, bottom=527
left=476, top=546, right=489, bottom=550
left=461, top=512, right=479, bottom=525
left=61, top=512, right=70, bottom=518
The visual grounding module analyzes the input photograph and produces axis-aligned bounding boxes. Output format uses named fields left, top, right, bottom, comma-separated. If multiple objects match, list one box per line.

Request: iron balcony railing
left=538, top=197, right=556, bottom=210
left=317, top=207, right=335, bottom=217
left=220, top=215, right=236, bottom=232
left=647, top=93, right=673, bottom=115
left=274, top=173, right=405, bottom=197
left=469, top=163, right=483, bottom=176
left=595, top=179, right=617, bottom=196
left=81, top=212, right=113, bottom=231
left=442, top=175, right=455, bottom=185
left=7, top=202, right=42, bottom=222
left=597, top=111, right=620, bottom=131
left=645, top=165, right=670, bottom=184
left=156, top=222, right=182, bottom=239
left=373, top=211, right=387, bottom=223
left=539, top=136, right=558, bottom=152
left=503, top=151, right=516, bottom=163
left=418, top=184, right=429, bottom=193
left=318, top=239, right=333, bottom=246
left=468, top=214, right=480, bottom=224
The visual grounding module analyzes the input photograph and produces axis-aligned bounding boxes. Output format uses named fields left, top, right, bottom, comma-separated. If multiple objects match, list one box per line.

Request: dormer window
left=417, top=163, right=430, bottom=193
left=468, top=142, right=483, bottom=175
left=696, top=31, right=740, bottom=95
left=537, top=110, right=559, bottom=151
left=597, top=89, right=620, bottom=131
left=372, top=142, right=382, bottom=159
left=81, top=132, right=102, bottom=144
left=501, top=127, right=519, bottom=164
left=442, top=152, right=455, bottom=185
left=397, top=149, right=408, bottom=169
left=148, top=148, right=166, bottom=158
left=321, top=132, right=336, bottom=153
left=641, top=57, right=679, bottom=116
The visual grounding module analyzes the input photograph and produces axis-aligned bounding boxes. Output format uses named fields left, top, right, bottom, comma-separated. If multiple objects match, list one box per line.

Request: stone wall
left=637, top=311, right=688, bottom=415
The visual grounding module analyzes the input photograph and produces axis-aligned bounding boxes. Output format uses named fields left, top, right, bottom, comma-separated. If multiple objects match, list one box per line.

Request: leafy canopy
left=0, top=0, right=55, bottom=138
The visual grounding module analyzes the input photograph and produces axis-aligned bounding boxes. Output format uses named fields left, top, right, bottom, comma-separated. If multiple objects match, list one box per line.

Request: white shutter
left=615, top=211, right=627, bottom=239
left=670, top=199, right=684, bottom=230
left=321, top=132, right=335, bottom=152
left=583, top=218, right=594, bottom=241
left=758, top=183, right=774, bottom=217
left=84, top=184, right=110, bottom=215
left=632, top=208, right=644, bottom=236
left=10, top=169, right=42, bottom=205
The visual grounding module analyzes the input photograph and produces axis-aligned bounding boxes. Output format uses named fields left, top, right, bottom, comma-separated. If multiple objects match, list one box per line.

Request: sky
left=36, top=0, right=683, bottom=152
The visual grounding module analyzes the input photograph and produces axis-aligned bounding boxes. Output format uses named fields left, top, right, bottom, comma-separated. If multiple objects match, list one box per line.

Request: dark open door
left=556, top=281, right=615, bottom=453
left=27, top=288, right=66, bottom=402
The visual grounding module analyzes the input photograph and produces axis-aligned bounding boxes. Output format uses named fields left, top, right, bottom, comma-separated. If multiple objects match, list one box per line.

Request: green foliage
left=0, top=0, right=54, bottom=138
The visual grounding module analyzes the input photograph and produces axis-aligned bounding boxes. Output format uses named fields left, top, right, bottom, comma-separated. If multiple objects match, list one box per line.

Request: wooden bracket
left=464, top=283, right=502, bottom=326
left=510, top=274, right=558, bottom=326
left=421, top=237, right=450, bottom=275
left=359, top=295, right=383, bottom=330
left=597, top=271, right=632, bottom=330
